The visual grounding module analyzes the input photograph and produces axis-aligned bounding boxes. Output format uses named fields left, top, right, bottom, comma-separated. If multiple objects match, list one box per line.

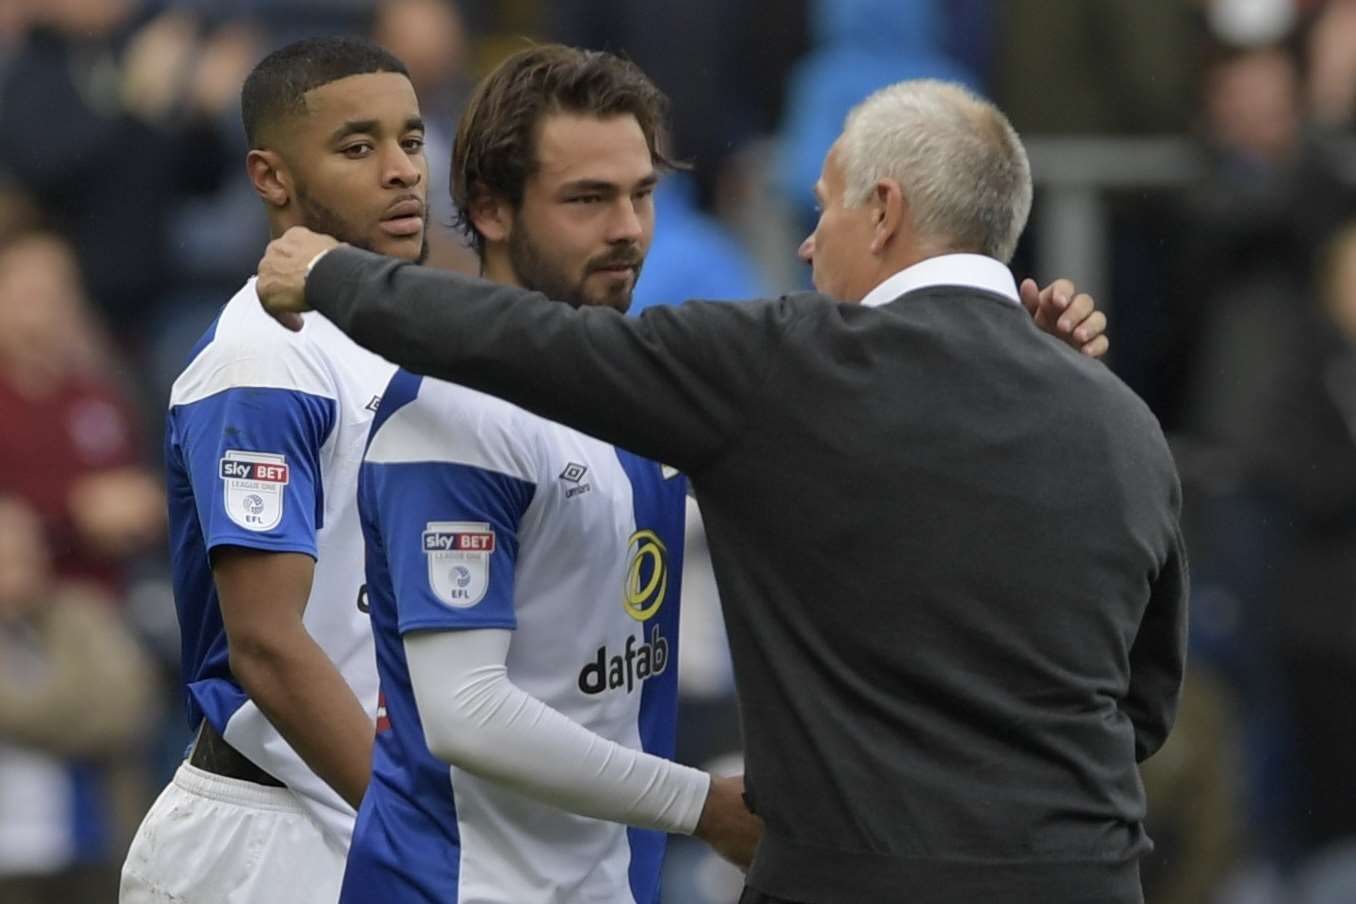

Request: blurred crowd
left=3, top=0, right=1356, bottom=902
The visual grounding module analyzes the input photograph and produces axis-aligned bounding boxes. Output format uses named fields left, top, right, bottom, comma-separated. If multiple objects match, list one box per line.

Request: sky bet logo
left=423, top=521, right=493, bottom=609
left=422, top=529, right=495, bottom=553
left=219, top=459, right=289, bottom=483
left=220, top=451, right=288, bottom=532
left=577, top=626, right=669, bottom=695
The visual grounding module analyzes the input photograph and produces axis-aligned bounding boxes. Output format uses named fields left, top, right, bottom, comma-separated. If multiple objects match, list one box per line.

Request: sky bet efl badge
left=423, top=522, right=495, bottom=608
left=220, top=450, right=289, bottom=532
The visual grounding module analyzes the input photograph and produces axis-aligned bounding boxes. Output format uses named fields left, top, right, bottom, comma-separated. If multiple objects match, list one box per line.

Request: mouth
left=380, top=199, right=425, bottom=238
left=589, top=261, right=640, bottom=279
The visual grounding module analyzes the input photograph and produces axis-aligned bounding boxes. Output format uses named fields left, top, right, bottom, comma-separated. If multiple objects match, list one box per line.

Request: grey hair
left=837, top=80, right=1032, bottom=264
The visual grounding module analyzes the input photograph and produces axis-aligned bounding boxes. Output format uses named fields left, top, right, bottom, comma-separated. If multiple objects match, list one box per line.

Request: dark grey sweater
left=308, top=247, right=1188, bottom=904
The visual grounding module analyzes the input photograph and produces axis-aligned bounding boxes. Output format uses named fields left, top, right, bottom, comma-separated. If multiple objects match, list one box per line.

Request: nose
left=606, top=197, right=645, bottom=244
left=382, top=141, right=422, bottom=189
left=798, top=234, right=815, bottom=263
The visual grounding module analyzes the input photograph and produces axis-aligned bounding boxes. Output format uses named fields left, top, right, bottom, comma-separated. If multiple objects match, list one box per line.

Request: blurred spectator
left=1244, top=220, right=1356, bottom=862
left=1307, top=0, right=1356, bottom=129
left=145, top=17, right=268, bottom=411
left=372, top=0, right=477, bottom=273
left=776, top=0, right=980, bottom=232
left=1168, top=42, right=1356, bottom=876
left=0, top=230, right=163, bottom=597
left=0, top=496, right=158, bottom=904
left=0, top=0, right=246, bottom=356
left=1180, top=43, right=1355, bottom=448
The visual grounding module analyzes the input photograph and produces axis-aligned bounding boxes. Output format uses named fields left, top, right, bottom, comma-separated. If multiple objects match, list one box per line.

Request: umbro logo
left=560, top=462, right=591, bottom=498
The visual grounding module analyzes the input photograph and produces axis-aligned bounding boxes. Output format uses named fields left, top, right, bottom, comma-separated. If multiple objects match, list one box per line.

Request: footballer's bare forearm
left=230, top=626, right=374, bottom=808
left=213, top=546, right=373, bottom=809
left=694, top=774, right=763, bottom=870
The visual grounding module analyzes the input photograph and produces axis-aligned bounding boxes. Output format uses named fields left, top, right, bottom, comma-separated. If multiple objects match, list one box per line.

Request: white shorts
left=120, top=763, right=347, bottom=904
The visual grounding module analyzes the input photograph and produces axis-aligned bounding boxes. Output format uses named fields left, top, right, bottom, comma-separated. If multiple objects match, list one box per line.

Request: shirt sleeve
left=405, top=628, right=711, bottom=835
left=172, top=385, right=336, bottom=558
left=361, top=378, right=539, bottom=633
left=365, top=455, right=535, bottom=634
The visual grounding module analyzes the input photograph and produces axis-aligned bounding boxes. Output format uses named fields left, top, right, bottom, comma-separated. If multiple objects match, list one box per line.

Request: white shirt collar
left=858, top=253, right=1020, bottom=309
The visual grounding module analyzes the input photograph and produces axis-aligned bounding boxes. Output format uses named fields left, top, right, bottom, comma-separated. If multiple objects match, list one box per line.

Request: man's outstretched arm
left=264, top=232, right=794, bottom=474
left=258, top=230, right=1112, bottom=472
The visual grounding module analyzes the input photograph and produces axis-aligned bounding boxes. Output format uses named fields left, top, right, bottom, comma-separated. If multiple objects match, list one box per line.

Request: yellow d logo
left=624, top=529, right=667, bottom=621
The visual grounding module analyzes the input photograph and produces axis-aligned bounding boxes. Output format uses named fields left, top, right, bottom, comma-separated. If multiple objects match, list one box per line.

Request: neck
left=876, top=237, right=968, bottom=286
left=481, top=246, right=523, bottom=289
left=268, top=212, right=304, bottom=242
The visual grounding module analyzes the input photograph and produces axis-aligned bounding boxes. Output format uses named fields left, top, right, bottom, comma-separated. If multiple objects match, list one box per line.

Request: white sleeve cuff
left=304, top=249, right=332, bottom=279
left=404, top=628, right=710, bottom=835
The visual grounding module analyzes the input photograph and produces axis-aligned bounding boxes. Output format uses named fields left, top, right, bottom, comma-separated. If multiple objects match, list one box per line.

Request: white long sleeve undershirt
left=403, top=628, right=710, bottom=835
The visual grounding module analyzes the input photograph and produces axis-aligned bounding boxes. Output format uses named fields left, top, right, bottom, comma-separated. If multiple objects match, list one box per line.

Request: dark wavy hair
left=451, top=44, right=682, bottom=258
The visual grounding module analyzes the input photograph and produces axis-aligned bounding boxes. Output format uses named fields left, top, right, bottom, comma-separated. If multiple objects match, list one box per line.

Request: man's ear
left=869, top=178, right=907, bottom=255
left=469, top=189, right=513, bottom=244
left=247, top=149, right=292, bottom=209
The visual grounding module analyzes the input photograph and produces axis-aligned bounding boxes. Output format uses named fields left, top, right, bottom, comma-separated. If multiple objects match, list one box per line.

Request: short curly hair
left=241, top=37, right=411, bottom=148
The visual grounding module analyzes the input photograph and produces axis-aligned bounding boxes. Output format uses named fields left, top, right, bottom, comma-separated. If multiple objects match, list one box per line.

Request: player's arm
left=212, top=547, right=372, bottom=808
left=406, top=629, right=760, bottom=867
left=175, top=357, right=372, bottom=810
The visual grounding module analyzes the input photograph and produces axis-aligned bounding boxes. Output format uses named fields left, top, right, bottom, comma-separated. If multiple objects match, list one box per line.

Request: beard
left=297, top=188, right=430, bottom=264
left=507, top=218, right=643, bottom=312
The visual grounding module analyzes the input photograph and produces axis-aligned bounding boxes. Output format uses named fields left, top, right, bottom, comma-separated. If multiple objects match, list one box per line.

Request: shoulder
left=169, top=280, right=339, bottom=407
left=366, top=372, right=540, bottom=484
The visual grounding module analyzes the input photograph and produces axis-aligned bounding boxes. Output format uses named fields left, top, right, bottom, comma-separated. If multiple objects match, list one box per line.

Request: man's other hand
left=693, top=774, right=763, bottom=872
left=257, top=226, right=340, bottom=331
left=1021, top=277, right=1109, bottom=359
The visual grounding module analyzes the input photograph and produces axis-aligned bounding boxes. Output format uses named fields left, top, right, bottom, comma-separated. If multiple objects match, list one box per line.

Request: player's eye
left=402, top=136, right=425, bottom=154
left=569, top=195, right=604, bottom=205
left=634, top=187, right=655, bottom=201
left=342, top=143, right=374, bottom=158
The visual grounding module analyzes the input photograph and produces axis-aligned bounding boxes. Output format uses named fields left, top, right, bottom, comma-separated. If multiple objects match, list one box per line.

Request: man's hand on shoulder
left=693, top=773, right=763, bottom=872
left=1020, top=277, right=1109, bottom=359
left=257, top=226, right=341, bottom=332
